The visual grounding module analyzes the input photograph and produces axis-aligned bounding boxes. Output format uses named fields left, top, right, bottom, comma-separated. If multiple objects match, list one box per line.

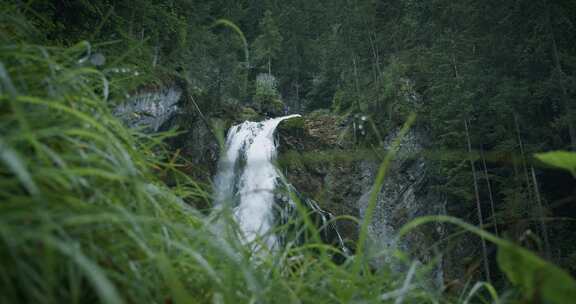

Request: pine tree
left=253, top=10, right=283, bottom=75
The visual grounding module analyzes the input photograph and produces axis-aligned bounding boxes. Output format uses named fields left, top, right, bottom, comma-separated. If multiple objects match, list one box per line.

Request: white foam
left=213, top=115, right=300, bottom=250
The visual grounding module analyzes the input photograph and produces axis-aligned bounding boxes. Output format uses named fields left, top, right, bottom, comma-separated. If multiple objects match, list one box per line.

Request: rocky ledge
left=277, top=111, right=449, bottom=284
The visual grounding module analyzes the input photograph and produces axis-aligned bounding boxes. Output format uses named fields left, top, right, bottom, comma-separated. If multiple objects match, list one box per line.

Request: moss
left=281, top=116, right=304, bottom=129
left=238, top=106, right=260, bottom=121
left=277, top=150, right=304, bottom=169
left=278, top=116, right=305, bottom=139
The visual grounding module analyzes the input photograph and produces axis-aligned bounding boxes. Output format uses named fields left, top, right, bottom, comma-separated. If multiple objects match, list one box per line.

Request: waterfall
left=213, top=115, right=349, bottom=257
left=213, top=115, right=301, bottom=250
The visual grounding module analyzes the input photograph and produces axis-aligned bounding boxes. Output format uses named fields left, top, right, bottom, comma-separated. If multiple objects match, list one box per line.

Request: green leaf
left=400, top=215, right=576, bottom=304
left=535, top=151, right=576, bottom=176
left=498, top=242, right=576, bottom=303
left=0, top=138, right=39, bottom=195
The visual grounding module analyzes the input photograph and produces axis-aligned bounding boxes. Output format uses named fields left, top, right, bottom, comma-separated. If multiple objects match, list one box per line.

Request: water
left=213, top=115, right=349, bottom=257
left=213, top=115, right=300, bottom=250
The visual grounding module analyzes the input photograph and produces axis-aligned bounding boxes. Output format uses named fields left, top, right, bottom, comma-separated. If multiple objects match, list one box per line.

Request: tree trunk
left=368, top=32, right=381, bottom=84
left=515, top=114, right=551, bottom=258
left=295, top=82, right=300, bottom=112
left=480, top=146, right=499, bottom=236
left=128, top=1, right=135, bottom=37
left=531, top=166, right=552, bottom=259
left=352, top=54, right=360, bottom=111
left=352, top=54, right=359, bottom=93
left=514, top=114, right=534, bottom=201
left=464, top=119, right=491, bottom=282
left=152, top=43, right=160, bottom=67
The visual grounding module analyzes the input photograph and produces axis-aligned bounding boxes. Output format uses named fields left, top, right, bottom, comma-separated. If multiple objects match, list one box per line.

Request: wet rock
left=277, top=112, right=363, bottom=246
left=357, top=127, right=446, bottom=281
left=114, top=85, right=182, bottom=132
left=114, top=81, right=219, bottom=184
left=277, top=112, right=446, bottom=285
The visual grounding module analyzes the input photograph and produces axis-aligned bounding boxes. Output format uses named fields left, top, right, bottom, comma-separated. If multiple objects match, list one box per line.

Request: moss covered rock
left=277, top=116, right=304, bottom=136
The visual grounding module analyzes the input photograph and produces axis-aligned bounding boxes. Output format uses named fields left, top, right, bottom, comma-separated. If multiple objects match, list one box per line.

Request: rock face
left=357, top=128, right=446, bottom=279
left=114, top=80, right=219, bottom=184
left=277, top=113, right=361, bottom=244
left=277, top=113, right=446, bottom=282
left=115, top=85, right=182, bottom=132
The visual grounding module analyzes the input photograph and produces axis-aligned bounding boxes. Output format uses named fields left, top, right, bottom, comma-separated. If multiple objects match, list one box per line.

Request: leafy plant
left=535, top=151, right=576, bottom=177
left=254, top=73, right=284, bottom=114
left=401, top=216, right=576, bottom=304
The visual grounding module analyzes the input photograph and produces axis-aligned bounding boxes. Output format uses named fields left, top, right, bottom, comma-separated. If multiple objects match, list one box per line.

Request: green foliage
left=402, top=216, right=576, bottom=304
left=237, top=106, right=260, bottom=121
left=252, top=10, right=283, bottom=74
left=535, top=151, right=576, bottom=176
left=331, top=89, right=348, bottom=113
left=254, top=73, right=284, bottom=114
left=280, top=116, right=305, bottom=130
left=1, top=37, right=203, bottom=303
left=498, top=241, right=576, bottom=304
left=277, top=116, right=305, bottom=139
left=212, top=18, right=249, bottom=67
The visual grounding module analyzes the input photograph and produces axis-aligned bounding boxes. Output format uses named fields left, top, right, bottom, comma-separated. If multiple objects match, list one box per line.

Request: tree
left=252, top=10, right=283, bottom=75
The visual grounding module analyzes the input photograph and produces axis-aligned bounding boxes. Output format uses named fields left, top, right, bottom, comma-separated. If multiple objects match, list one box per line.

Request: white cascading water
left=213, top=115, right=300, bottom=251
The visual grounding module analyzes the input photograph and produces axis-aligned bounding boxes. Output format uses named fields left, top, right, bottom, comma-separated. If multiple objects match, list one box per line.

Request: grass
left=2, top=7, right=575, bottom=304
